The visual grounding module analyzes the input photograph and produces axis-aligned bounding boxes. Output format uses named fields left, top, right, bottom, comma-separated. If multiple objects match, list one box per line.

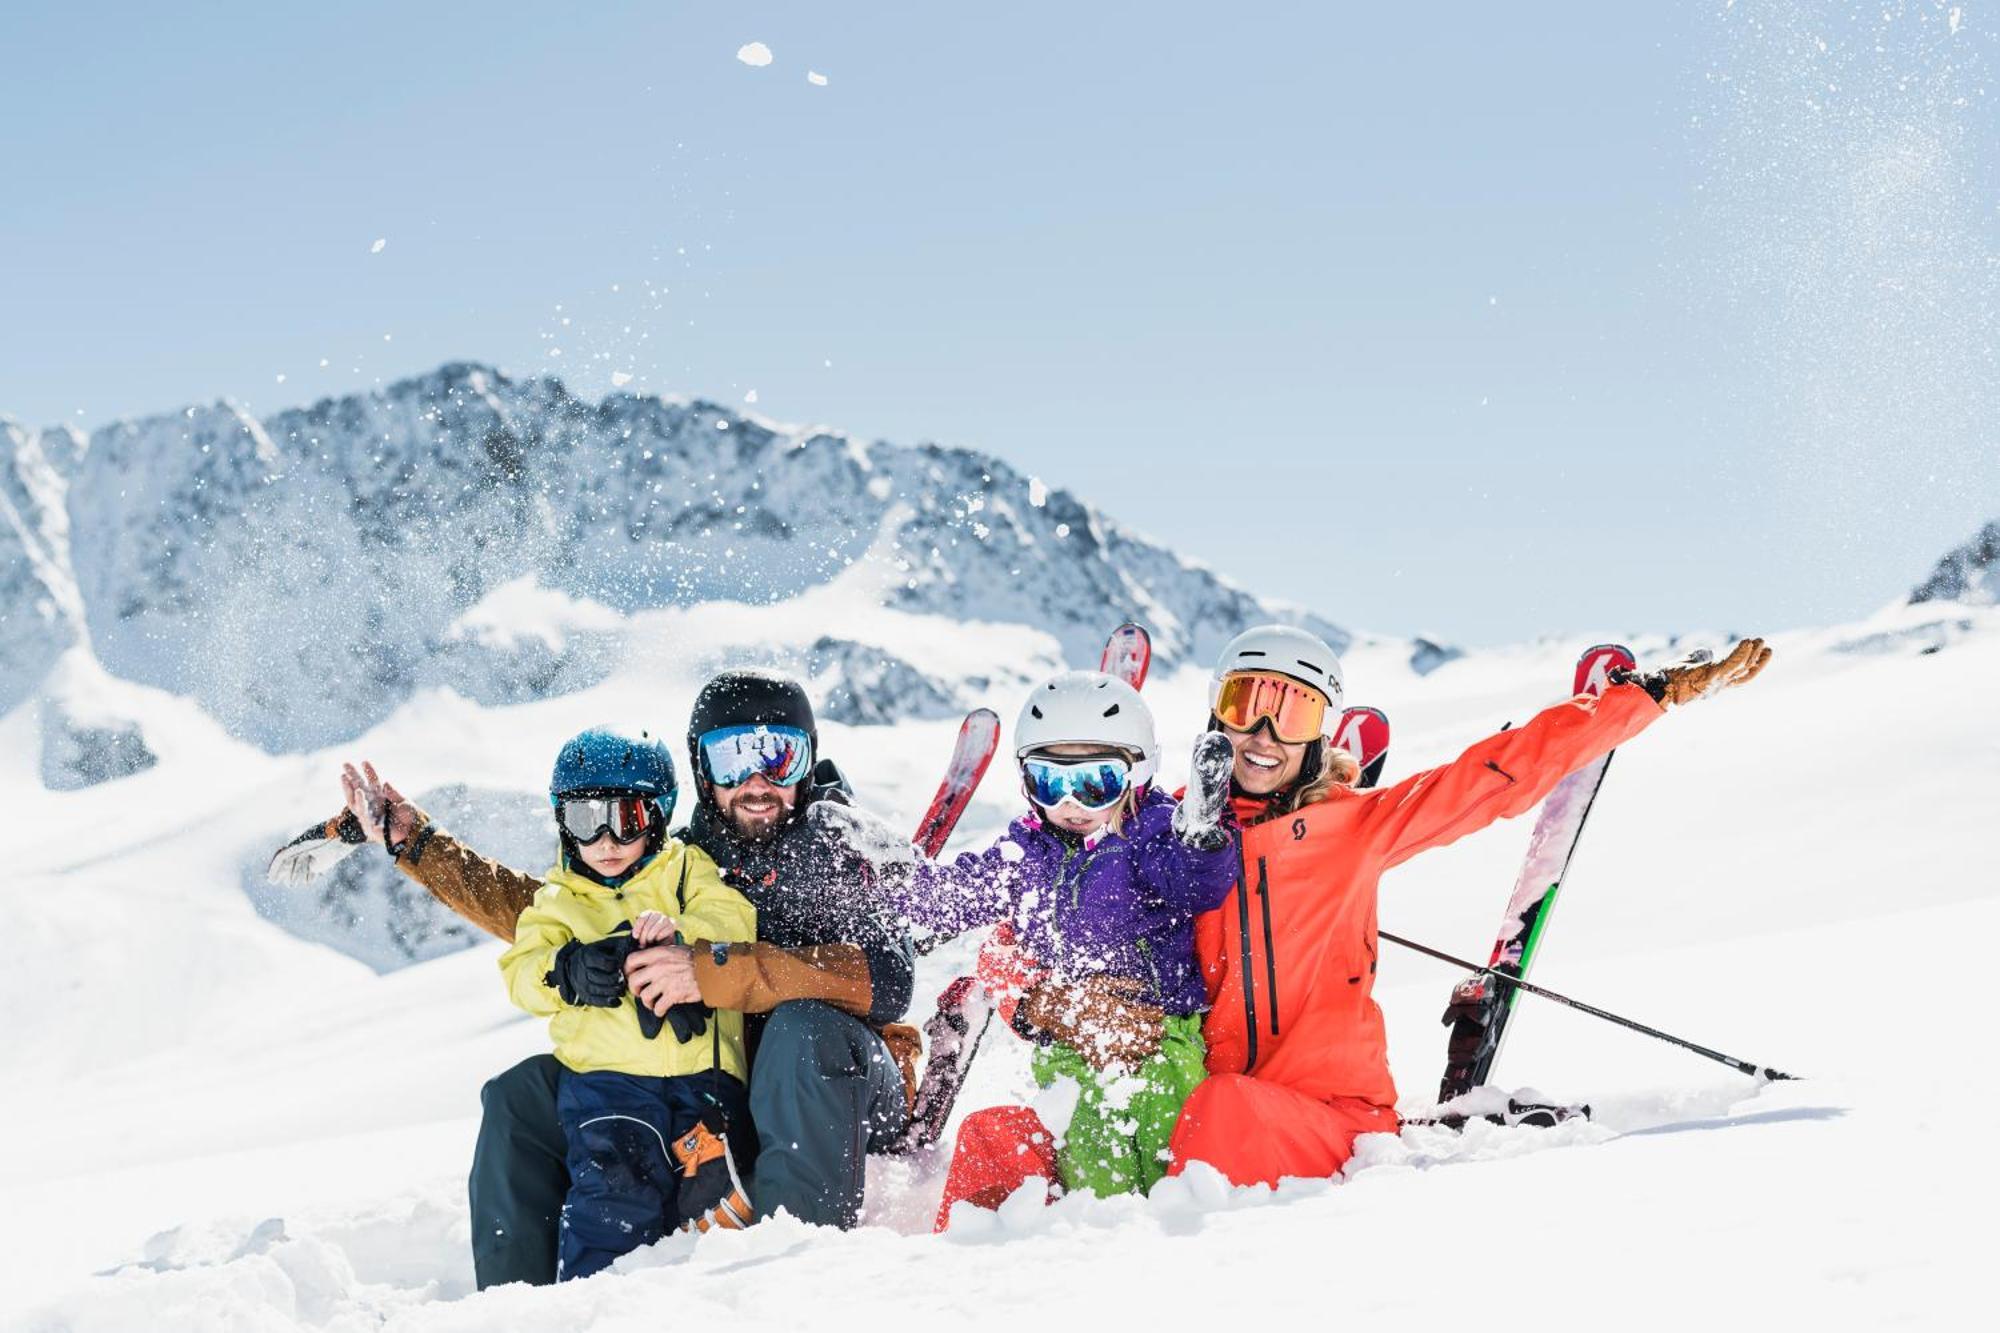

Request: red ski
left=1437, top=644, right=1637, bottom=1102
left=1334, top=704, right=1392, bottom=789
left=1098, top=622, right=1151, bottom=689
left=911, top=708, right=1001, bottom=859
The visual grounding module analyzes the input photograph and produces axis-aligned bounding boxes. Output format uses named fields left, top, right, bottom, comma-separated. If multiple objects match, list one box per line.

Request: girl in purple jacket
left=886, top=670, right=1238, bottom=1198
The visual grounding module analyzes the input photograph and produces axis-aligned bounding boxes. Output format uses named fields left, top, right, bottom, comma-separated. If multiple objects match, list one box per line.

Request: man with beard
left=342, top=670, right=916, bottom=1287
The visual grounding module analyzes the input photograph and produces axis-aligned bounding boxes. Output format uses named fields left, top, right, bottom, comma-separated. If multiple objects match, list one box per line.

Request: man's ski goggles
left=558, top=793, right=658, bottom=845
left=1020, top=754, right=1133, bottom=812
left=698, top=724, right=813, bottom=789
left=1212, top=670, right=1329, bottom=744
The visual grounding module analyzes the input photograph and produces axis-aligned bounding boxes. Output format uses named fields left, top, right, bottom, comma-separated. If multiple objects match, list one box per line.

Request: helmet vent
left=1103, top=703, right=1120, bottom=717
left=1241, top=649, right=1267, bottom=658
left=1030, top=704, right=1044, bottom=719
left=1297, top=658, right=1321, bottom=674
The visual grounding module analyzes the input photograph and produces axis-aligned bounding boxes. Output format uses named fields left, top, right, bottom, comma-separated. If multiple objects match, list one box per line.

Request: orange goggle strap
left=1213, top=671, right=1329, bottom=744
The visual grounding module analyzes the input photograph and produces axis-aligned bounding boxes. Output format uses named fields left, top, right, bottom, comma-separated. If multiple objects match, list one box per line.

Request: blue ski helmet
left=549, top=727, right=678, bottom=818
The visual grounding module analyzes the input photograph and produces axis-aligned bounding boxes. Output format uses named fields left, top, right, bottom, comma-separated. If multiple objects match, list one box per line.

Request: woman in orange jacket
left=1159, top=625, right=1772, bottom=1186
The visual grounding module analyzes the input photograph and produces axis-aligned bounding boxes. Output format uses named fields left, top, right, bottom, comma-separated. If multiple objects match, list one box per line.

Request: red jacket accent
left=1194, top=683, right=1664, bottom=1108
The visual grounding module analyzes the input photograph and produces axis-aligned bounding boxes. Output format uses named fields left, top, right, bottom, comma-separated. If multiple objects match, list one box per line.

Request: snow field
left=4, top=595, right=1996, bottom=1329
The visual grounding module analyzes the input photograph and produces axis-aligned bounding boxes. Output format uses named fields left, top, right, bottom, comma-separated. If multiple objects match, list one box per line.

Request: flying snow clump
left=808, top=71, right=829, bottom=86
left=369, top=238, right=386, bottom=254
left=610, top=371, right=633, bottom=388
left=737, top=42, right=773, bottom=67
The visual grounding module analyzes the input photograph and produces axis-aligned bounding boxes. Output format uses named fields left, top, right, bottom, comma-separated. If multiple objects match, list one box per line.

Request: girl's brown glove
left=1018, top=974, right=1166, bottom=1070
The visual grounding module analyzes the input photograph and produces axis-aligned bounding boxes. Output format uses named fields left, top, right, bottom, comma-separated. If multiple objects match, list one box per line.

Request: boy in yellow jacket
left=497, top=728, right=757, bottom=1280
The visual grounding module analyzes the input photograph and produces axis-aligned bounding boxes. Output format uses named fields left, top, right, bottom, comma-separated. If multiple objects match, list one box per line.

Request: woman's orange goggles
left=1213, top=671, right=1329, bottom=744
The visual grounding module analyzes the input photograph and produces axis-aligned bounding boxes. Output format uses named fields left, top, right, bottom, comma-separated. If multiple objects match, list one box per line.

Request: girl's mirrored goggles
left=1021, top=754, right=1133, bottom=812
left=698, top=724, right=814, bottom=788
left=559, top=793, right=658, bottom=845
left=1213, top=670, right=1328, bottom=744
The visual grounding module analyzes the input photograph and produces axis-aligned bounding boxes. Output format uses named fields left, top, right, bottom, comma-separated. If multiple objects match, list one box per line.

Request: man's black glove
left=546, top=937, right=633, bottom=1007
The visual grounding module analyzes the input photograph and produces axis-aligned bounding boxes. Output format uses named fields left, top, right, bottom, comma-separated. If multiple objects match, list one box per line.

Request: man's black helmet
left=686, top=669, right=818, bottom=780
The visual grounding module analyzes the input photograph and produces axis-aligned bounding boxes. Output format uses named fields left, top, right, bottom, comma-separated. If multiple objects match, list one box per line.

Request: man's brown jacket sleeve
left=690, top=941, right=875, bottom=1015
left=391, top=811, right=543, bottom=943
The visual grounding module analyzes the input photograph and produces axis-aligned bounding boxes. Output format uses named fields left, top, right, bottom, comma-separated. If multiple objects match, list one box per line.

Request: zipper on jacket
left=1136, top=937, right=1163, bottom=1004
left=1236, top=858, right=1259, bottom=1073
left=1062, top=843, right=1085, bottom=910
left=1255, top=856, right=1278, bottom=1036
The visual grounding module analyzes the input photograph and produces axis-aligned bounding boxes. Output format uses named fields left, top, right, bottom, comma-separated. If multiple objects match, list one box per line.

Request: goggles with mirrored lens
left=698, top=724, right=814, bottom=789
left=559, top=793, right=658, bottom=845
left=1213, top=670, right=1329, bottom=744
left=1021, top=754, right=1134, bottom=812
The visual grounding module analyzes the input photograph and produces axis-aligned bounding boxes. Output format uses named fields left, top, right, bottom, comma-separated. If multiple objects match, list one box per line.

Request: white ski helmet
left=1208, top=624, right=1346, bottom=732
left=1013, top=670, right=1159, bottom=787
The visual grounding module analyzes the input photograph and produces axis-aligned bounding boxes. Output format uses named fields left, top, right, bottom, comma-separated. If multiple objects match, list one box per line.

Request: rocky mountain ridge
left=1910, top=520, right=2000, bottom=607
left=2, top=363, right=1383, bottom=753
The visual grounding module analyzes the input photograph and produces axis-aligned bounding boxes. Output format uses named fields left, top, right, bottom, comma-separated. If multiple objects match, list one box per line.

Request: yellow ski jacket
left=498, top=841, right=756, bottom=1080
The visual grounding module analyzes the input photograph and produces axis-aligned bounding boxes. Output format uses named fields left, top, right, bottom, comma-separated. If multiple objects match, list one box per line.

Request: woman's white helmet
left=1208, top=624, right=1346, bottom=732
left=1014, top=670, right=1159, bottom=787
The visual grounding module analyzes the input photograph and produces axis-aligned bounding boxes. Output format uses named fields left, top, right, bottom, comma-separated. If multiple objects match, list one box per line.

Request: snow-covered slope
left=2, top=572, right=1995, bottom=1329
left=0, top=366, right=1401, bottom=753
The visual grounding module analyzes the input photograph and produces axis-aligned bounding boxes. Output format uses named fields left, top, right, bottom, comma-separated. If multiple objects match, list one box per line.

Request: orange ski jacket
left=1193, top=682, right=1665, bottom=1109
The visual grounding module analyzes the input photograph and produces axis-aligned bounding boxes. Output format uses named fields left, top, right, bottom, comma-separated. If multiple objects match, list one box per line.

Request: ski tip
left=1099, top=622, right=1153, bottom=690
left=1333, top=705, right=1391, bottom=773
left=1574, top=644, right=1636, bottom=699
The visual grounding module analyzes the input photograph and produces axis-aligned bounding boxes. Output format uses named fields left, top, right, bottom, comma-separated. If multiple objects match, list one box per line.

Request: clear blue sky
left=3, top=2, right=1994, bottom=644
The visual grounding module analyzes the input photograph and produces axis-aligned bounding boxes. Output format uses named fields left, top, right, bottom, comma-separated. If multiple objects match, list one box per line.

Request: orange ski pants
left=1166, top=1074, right=1398, bottom=1188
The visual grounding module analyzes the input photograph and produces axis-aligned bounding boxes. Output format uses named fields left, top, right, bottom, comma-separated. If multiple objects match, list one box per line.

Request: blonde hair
left=1102, top=786, right=1139, bottom=837
left=1266, top=740, right=1360, bottom=815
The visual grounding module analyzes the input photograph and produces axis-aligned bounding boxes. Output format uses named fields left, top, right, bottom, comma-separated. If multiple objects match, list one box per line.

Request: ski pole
left=1378, top=930, right=1798, bottom=1082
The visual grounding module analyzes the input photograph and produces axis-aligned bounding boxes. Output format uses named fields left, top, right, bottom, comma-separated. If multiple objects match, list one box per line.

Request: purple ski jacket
left=884, top=788, right=1239, bottom=1016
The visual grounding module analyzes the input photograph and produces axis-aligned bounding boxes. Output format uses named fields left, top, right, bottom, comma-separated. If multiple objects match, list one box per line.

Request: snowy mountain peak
left=5, top=365, right=1372, bottom=752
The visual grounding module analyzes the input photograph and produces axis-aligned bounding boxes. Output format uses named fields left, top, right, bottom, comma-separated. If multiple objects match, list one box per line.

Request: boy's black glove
left=666, top=1002, right=712, bottom=1042
left=639, top=1000, right=712, bottom=1042
left=546, top=937, right=633, bottom=1007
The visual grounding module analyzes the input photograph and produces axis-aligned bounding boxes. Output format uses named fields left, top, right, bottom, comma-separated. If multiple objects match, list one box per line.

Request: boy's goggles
left=698, top=724, right=813, bottom=788
left=1021, top=754, right=1133, bottom=812
left=559, top=793, right=658, bottom=845
left=1213, top=670, right=1329, bottom=744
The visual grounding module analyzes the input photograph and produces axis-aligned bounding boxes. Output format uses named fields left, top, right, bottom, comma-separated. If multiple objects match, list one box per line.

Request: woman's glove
left=1172, top=731, right=1236, bottom=850
left=546, top=937, right=632, bottom=1007
left=1626, top=637, right=1773, bottom=707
